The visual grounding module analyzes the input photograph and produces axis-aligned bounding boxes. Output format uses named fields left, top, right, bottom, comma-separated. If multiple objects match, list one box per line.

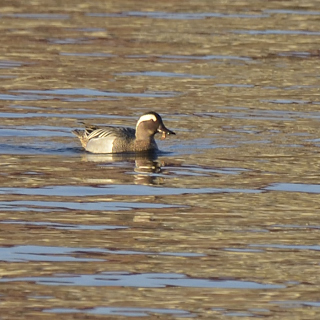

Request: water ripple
left=45, top=306, right=193, bottom=317
left=88, top=11, right=268, bottom=19
left=1, top=270, right=284, bottom=289
left=0, top=184, right=260, bottom=197
left=0, top=245, right=204, bottom=263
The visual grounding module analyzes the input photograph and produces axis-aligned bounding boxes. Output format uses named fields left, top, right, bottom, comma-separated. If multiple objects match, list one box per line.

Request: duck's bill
left=158, top=124, right=175, bottom=140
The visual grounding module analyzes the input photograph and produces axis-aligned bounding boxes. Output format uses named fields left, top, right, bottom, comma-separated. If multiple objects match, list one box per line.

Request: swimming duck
left=72, top=111, right=175, bottom=153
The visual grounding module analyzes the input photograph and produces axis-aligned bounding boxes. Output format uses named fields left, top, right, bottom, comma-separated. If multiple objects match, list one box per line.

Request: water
left=1, top=1, right=320, bottom=319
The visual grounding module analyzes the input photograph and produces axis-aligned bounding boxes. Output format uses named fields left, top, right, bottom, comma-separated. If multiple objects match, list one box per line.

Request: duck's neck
left=135, top=123, right=154, bottom=141
left=136, top=132, right=154, bottom=141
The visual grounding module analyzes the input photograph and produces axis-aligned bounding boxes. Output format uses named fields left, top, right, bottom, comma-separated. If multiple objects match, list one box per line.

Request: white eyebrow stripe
left=136, top=114, right=157, bottom=128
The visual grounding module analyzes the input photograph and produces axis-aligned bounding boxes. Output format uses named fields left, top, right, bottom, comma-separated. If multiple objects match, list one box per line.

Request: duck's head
left=136, top=111, right=175, bottom=140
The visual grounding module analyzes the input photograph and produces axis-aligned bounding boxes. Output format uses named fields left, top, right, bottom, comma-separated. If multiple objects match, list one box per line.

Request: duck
left=72, top=111, right=175, bottom=153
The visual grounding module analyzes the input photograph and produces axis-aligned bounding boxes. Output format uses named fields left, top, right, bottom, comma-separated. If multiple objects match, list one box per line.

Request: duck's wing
left=84, top=124, right=135, bottom=141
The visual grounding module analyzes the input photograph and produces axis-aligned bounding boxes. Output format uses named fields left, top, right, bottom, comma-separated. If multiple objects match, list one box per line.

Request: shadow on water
left=83, top=151, right=166, bottom=185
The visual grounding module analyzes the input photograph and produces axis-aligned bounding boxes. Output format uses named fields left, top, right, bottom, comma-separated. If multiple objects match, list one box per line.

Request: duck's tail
left=72, top=129, right=84, bottom=138
left=72, top=129, right=87, bottom=148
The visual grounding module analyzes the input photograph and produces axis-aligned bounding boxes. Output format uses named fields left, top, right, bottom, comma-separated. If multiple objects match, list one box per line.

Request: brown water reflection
left=1, top=0, right=320, bottom=319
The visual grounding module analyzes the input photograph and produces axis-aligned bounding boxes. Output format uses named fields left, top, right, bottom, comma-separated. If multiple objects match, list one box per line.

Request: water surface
left=1, top=0, right=320, bottom=319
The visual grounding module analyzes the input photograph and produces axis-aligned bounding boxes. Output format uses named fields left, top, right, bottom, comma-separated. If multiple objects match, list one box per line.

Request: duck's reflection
left=81, top=152, right=164, bottom=185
